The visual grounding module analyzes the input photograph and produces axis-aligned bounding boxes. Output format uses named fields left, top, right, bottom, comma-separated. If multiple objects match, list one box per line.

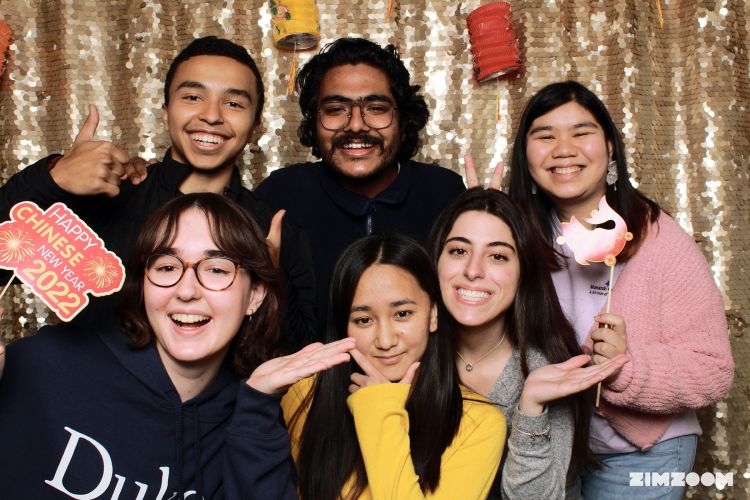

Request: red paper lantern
left=466, top=2, right=522, bottom=82
left=0, top=21, right=12, bottom=75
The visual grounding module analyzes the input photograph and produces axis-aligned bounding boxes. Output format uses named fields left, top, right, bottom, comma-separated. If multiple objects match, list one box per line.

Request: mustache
left=331, top=133, right=384, bottom=149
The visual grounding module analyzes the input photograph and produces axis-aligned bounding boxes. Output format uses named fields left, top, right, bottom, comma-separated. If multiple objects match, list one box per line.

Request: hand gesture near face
left=464, top=153, right=505, bottom=190
left=52, top=104, right=146, bottom=196
left=518, top=353, right=629, bottom=414
left=347, top=348, right=420, bottom=394
left=590, top=313, right=628, bottom=382
left=265, top=210, right=285, bottom=270
left=247, top=338, right=356, bottom=394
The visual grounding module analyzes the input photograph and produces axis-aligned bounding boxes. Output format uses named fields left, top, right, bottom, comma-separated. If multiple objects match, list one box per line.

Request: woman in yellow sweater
left=279, top=233, right=506, bottom=499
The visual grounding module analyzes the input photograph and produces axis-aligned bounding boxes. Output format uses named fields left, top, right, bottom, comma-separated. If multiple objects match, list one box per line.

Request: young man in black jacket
left=0, top=37, right=316, bottom=351
left=256, top=38, right=466, bottom=338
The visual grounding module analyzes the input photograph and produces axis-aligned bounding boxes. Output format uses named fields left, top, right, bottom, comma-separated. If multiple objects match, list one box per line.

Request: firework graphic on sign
left=84, top=256, right=120, bottom=289
left=0, top=227, right=35, bottom=264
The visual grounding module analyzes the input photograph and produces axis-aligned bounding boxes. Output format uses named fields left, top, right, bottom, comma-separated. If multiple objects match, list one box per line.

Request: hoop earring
left=606, top=160, right=618, bottom=190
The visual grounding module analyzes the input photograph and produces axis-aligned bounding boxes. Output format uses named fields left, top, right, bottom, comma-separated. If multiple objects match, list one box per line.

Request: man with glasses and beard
left=256, top=38, right=465, bottom=340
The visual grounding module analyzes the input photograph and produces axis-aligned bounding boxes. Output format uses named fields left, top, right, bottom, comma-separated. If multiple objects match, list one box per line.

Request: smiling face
left=162, top=55, right=258, bottom=190
left=316, top=64, right=401, bottom=196
left=144, top=208, right=265, bottom=377
left=526, top=101, right=612, bottom=219
left=437, top=211, right=520, bottom=332
left=347, top=263, right=437, bottom=381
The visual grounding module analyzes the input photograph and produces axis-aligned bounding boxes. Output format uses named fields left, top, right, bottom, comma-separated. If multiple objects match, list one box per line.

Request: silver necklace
left=456, top=332, right=506, bottom=372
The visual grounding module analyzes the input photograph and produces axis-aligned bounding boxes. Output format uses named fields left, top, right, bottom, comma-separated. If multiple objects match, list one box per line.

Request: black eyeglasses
left=318, top=98, right=397, bottom=131
left=145, top=254, right=242, bottom=291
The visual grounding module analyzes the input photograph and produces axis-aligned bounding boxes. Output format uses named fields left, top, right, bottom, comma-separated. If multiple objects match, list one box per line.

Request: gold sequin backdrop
left=0, top=0, right=748, bottom=497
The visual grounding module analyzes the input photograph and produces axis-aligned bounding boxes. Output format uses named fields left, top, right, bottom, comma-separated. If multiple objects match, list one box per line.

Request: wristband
left=511, top=422, right=551, bottom=439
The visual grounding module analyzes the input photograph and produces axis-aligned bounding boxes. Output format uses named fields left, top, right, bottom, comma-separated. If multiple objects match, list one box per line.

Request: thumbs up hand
left=51, top=104, right=133, bottom=197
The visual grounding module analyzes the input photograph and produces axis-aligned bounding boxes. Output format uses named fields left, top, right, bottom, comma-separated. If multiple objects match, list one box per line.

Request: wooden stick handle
left=0, top=274, right=14, bottom=301
left=596, top=265, right=616, bottom=408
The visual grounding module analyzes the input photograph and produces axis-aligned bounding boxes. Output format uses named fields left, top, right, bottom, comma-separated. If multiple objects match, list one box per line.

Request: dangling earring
left=606, top=160, right=618, bottom=190
left=531, top=181, right=537, bottom=195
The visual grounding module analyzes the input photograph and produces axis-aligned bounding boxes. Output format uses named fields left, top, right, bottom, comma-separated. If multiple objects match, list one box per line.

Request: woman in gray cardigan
left=430, top=188, right=627, bottom=499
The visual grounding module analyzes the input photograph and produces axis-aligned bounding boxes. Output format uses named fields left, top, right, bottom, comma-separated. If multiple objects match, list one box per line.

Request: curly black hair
left=296, top=38, right=429, bottom=161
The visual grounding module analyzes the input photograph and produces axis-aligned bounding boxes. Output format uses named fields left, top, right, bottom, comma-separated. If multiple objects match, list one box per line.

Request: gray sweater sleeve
left=501, top=401, right=574, bottom=499
left=488, top=348, right=575, bottom=500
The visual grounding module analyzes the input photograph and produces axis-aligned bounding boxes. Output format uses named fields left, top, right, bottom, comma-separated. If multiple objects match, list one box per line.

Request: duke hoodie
left=0, top=324, right=296, bottom=500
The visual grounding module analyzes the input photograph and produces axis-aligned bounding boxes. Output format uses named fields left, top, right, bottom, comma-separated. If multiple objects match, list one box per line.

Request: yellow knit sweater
left=281, top=378, right=506, bottom=499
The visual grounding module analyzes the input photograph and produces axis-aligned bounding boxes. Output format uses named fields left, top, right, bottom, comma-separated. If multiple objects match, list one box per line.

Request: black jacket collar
left=157, top=149, right=243, bottom=201
left=318, top=161, right=413, bottom=217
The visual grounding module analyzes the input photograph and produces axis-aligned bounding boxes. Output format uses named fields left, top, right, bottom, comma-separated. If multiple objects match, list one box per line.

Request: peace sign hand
left=464, top=153, right=504, bottom=190
left=348, top=348, right=420, bottom=394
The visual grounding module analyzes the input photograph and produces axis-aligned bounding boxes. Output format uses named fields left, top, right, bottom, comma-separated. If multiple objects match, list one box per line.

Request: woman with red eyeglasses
left=0, top=193, right=350, bottom=499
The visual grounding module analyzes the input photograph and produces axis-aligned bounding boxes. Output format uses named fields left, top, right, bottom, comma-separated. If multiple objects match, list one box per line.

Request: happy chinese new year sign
left=0, top=202, right=125, bottom=321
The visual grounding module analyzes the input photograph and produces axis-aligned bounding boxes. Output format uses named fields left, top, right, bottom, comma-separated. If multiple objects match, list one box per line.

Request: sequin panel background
left=0, top=1, right=747, bottom=497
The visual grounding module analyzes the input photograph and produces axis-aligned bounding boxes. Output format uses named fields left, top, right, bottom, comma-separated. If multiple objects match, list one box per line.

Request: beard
left=321, top=132, right=401, bottom=185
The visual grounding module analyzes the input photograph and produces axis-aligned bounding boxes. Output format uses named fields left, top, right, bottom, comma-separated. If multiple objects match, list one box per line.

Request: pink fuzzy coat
left=582, top=213, right=734, bottom=450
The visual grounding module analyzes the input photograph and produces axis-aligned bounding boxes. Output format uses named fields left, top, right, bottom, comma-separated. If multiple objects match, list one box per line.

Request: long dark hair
left=119, top=193, right=282, bottom=376
left=296, top=37, right=429, bottom=161
left=292, top=234, right=463, bottom=499
left=429, top=187, right=596, bottom=471
left=508, top=80, right=660, bottom=262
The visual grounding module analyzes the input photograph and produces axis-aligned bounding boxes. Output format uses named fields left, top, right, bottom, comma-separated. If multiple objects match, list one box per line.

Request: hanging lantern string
left=287, top=43, right=298, bottom=96
left=496, top=77, right=501, bottom=122
left=387, top=0, right=395, bottom=20
left=655, top=0, right=664, bottom=29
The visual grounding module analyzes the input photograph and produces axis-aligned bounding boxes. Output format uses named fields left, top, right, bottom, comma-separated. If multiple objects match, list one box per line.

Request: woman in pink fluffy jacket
left=506, top=81, right=734, bottom=500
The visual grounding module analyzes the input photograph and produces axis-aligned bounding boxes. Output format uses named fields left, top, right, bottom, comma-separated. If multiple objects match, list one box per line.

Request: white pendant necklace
left=456, top=332, right=506, bottom=372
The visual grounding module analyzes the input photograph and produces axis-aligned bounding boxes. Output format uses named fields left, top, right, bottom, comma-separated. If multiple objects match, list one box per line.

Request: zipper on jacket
left=366, top=205, right=376, bottom=235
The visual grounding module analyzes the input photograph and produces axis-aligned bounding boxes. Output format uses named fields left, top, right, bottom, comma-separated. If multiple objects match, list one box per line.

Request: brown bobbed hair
left=118, top=193, right=282, bottom=376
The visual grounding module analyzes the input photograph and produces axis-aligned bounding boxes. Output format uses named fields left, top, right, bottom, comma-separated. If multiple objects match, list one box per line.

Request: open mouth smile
left=342, top=142, right=374, bottom=149
left=456, top=287, right=491, bottom=303
left=189, top=132, right=228, bottom=150
left=170, top=313, right=211, bottom=328
left=548, top=166, right=583, bottom=175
